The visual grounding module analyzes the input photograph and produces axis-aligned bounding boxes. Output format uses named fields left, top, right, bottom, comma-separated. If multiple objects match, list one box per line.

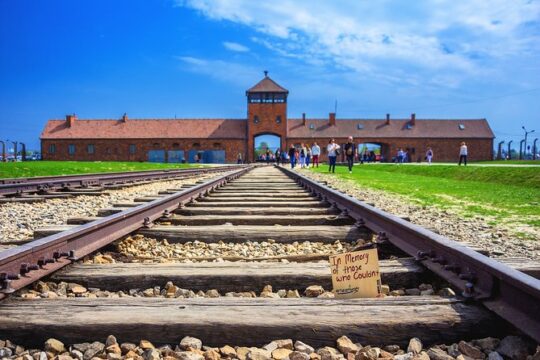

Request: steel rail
left=0, top=166, right=252, bottom=299
left=0, top=165, right=243, bottom=196
left=278, top=166, right=540, bottom=342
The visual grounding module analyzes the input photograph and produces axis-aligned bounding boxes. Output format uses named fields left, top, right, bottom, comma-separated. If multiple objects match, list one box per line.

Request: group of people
left=244, top=139, right=471, bottom=168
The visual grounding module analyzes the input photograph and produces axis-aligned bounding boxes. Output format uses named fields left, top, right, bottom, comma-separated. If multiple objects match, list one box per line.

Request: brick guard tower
left=246, top=71, right=289, bottom=162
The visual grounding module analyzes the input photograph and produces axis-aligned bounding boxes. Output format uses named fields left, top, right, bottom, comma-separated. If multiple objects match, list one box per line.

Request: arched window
left=213, top=142, right=222, bottom=149
left=253, top=115, right=260, bottom=124
left=192, top=143, right=201, bottom=149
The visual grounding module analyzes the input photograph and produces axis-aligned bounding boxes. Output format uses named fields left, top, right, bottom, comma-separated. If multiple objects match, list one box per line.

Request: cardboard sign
left=329, top=249, right=382, bottom=298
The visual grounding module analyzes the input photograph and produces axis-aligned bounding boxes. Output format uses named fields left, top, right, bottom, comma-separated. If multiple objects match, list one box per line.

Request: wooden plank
left=67, top=216, right=102, bottom=225
left=137, top=225, right=371, bottom=243
left=207, top=192, right=312, bottom=198
left=33, top=225, right=75, bottom=239
left=112, top=202, right=141, bottom=208
left=52, top=258, right=427, bottom=292
left=189, top=201, right=326, bottom=208
left=200, top=196, right=316, bottom=202
left=0, top=297, right=505, bottom=348
left=497, top=257, right=540, bottom=278
left=97, top=207, right=129, bottom=216
left=175, top=207, right=336, bottom=216
left=0, top=197, right=45, bottom=203
left=163, top=214, right=355, bottom=226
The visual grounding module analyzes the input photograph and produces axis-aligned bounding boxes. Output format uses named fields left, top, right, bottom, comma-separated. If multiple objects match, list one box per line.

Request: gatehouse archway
left=254, top=133, right=282, bottom=162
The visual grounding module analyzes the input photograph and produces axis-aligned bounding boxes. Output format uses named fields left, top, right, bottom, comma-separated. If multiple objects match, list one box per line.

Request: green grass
left=472, top=160, right=540, bottom=165
left=0, top=161, right=205, bottom=179
left=311, top=164, right=540, bottom=239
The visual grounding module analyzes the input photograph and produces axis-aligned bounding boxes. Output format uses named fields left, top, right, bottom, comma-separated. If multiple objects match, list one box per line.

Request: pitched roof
left=246, top=75, right=289, bottom=94
left=40, top=119, right=247, bottom=139
left=287, top=118, right=495, bottom=139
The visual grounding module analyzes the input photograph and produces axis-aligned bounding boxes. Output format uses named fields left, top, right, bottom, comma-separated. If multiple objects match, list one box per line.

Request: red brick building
left=41, top=73, right=495, bottom=163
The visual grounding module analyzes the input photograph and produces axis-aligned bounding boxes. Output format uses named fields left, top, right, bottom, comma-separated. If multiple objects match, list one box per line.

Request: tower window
left=254, top=115, right=260, bottom=124
left=276, top=115, right=282, bottom=124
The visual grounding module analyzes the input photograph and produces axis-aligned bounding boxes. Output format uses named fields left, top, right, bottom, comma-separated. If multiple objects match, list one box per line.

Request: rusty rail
left=0, top=166, right=252, bottom=299
left=0, top=165, right=243, bottom=196
left=278, top=166, right=540, bottom=342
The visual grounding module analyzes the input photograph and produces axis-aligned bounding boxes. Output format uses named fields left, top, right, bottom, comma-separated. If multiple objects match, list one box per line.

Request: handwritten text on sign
left=329, top=249, right=382, bottom=298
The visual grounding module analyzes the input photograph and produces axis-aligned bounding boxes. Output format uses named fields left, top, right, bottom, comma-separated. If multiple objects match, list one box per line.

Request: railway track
left=0, top=165, right=539, bottom=354
left=0, top=165, right=240, bottom=202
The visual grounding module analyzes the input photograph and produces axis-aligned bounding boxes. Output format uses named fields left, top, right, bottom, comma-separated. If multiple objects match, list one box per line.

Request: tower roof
left=246, top=72, right=288, bottom=94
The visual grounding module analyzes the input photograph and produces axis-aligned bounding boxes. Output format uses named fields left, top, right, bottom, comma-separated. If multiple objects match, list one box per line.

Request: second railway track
left=0, top=165, right=539, bottom=349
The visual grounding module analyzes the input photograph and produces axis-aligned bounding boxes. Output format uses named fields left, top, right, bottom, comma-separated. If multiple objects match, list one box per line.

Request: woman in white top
left=458, top=142, right=468, bottom=166
left=327, top=139, right=340, bottom=173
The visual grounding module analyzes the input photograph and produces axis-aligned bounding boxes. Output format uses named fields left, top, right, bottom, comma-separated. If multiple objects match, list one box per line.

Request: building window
left=172, top=142, right=180, bottom=148
left=106, top=147, right=111, bottom=154
left=49, top=144, right=56, bottom=154
left=276, top=115, right=282, bottom=124
left=309, top=124, right=315, bottom=130
left=213, top=142, right=222, bottom=149
left=253, top=115, right=260, bottom=124
left=357, top=124, right=364, bottom=130
left=459, top=124, right=465, bottom=130
left=87, top=144, right=95, bottom=154
left=68, top=144, right=75, bottom=155
left=192, top=142, right=200, bottom=149
left=129, top=144, right=136, bottom=154
left=153, top=143, right=160, bottom=148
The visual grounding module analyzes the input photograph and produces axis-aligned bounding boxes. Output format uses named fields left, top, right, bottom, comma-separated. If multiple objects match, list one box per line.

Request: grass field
left=311, top=163, right=540, bottom=239
left=0, top=161, right=204, bottom=179
left=472, top=160, right=540, bottom=165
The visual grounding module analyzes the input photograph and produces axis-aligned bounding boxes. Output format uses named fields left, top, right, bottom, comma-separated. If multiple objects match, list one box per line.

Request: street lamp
left=6, top=140, right=18, bottom=161
left=497, top=141, right=504, bottom=160
left=522, top=126, right=535, bottom=160
left=507, top=140, right=513, bottom=160
left=0, top=141, right=5, bottom=162
left=534, top=138, right=539, bottom=160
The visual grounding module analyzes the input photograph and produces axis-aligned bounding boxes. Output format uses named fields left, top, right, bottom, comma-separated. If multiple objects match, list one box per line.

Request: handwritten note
left=329, top=249, right=382, bottom=298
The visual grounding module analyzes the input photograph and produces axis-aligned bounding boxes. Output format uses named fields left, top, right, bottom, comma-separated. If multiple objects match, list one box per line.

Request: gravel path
left=302, top=170, right=540, bottom=260
left=0, top=174, right=217, bottom=242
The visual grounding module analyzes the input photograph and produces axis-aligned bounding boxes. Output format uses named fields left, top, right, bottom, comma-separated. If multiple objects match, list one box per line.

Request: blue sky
left=1, top=0, right=539, bottom=151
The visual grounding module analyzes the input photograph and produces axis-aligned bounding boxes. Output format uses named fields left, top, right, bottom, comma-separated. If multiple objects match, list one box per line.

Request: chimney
left=410, top=113, right=416, bottom=126
left=66, top=114, right=77, bottom=127
left=121, top=113, right=128, bottom=122
left=385, top=113, right=390, bottom=125
left=329, top=112, right=336, bottom=126
left=302, top=113, right=306, bottom=126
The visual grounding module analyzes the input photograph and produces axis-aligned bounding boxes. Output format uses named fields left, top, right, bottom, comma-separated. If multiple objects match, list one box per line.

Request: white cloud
left=223, top=41, right=250, bottom=52
left=176, top=0, right=540, bottom=87
left=176, top=56, right=260, bottom=85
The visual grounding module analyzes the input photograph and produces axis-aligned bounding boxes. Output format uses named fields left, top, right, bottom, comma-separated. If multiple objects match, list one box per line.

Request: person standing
left=327, top=139, right=340, bottom=173
left=311, top=142, right=320, bottom=168
left=459, top=142, right=468, bottom=166
left=237, top=152, right=243, bottom=164
left=426, top=147, right=433, bottom=165
left=299, top=143, right=306, bottom=168
left=396, top=148, right=403, bottom=164
left=275, top=148, right=281, bottom=166
left=288, top=145, right=296, bottom=169
left=306, top=147, right=311, bottom=167
left=344, top=136, right=357, bottom=173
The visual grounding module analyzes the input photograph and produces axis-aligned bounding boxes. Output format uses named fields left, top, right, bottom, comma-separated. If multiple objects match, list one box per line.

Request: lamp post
left=507, top=140, right=513, bottom=160
left=522, top=126, right=535, bottom=160
left=0, top=141, right=5, bottom=162
left=534, top=138, right=539, bottom=160
left=20, top=142, right=26, bottom=161
left=7, top=140, right=18, bottom=161
left=497, top=141, right=504, bottom=160
left=519, top=140, right=525, bottom=160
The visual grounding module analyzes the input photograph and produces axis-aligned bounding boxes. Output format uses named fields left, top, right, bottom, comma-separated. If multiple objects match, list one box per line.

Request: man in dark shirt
left=344, top=136, right=357, bottom=173
left=288, top=145, right=296, bottom=169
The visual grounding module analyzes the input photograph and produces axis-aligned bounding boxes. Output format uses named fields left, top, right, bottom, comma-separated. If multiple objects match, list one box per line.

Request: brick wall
left=41, top=139, right=246, bottom=163
left=247, top=102, right=287, bottom=162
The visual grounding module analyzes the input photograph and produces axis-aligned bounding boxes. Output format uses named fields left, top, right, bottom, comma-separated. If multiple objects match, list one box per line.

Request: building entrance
left=254, top=134, right=281, bottom=161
